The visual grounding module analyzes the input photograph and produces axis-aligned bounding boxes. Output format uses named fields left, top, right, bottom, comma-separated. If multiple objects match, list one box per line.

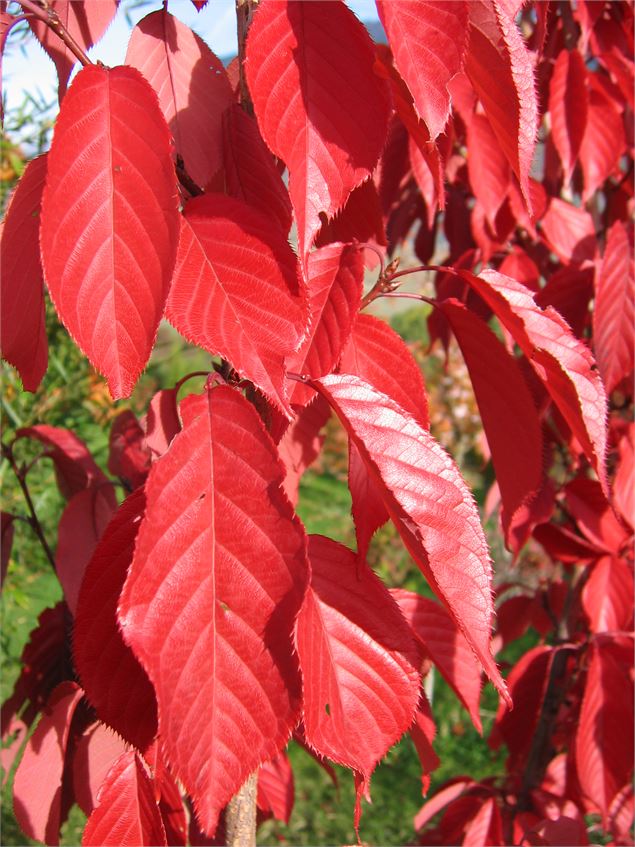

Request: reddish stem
left=19, top=0, right=93, bottom=67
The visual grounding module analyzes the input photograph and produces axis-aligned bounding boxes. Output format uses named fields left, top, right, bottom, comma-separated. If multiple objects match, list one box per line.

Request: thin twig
left=1, top=441, right=57, bottom=573
left=19, top=0, right=93, bottom=67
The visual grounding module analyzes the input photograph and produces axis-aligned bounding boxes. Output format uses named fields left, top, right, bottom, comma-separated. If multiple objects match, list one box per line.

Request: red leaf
left=166, top=197, right=307, bottom=416
left=287, top=243, right=364, bottom=406
left=466, top=113, right=511, bottom=227
left=119, top=385, right=308, bottom=835
left=126, top=9, right=234, bottom=189
left=56, top=485, right=117, bottom=615
left=582, top=556, right=634, bottom=634
left=376, top=1, right=468, bottom=140
left=13, top=681, right=84, bottom=846
left=311, top=374, right=509, bottom=703
left=144, top=388, right=181, bottom=459
left=82, top=751, right=167, bottom=847
left=409, top=696, right=440, bottom=793
left=245, top=0, right=391, bottom=258
left=548, top=48, right=588, bottom=185
left=257, top=752, right=294, bottom=824
left=393, top=589, right=484, bottom=732
left=16, top=425, right=107, bottom=499
left=315, top=178, right=387, bottom=259
left=459, top=268, right=609, bottom=495
left=438, top=299, right=549, bottom=553
left=1, top=155, right=48, bottom=391
left=614, top=422, right=634, bottom=529
left=540, top=198, right=596, bottom=265
left=74, top=489, right=157, bottom=751
left=340, top=314, right=430, bottom=559
left=593, top=221, right=634, bottom=394
left=414, top=778, right=475, bottom=831
left=108, top=410, right=151, bottom=491
left=463, top=796, right=503, bottom=847
left=277, top=396, right=331, bottom=507
left=575, top=640, right=634, bottom=821
left=295, top=536, right=420, bottom=782
left=28, top=1, right=118, bottom=99
left=498, top=247, right=539, bottom=292
left=579, top=80, right=626, bottom=202
left=409, top=135, right=439, bottom=229
left=535, top=267, right=594, bottom=339
left=221, top=104, right=292, bottom=235
left=40, top=64, right=180, bottom=399
left=464, top=0, right=538, bottom=213
left=73, top=722, right=128, bottom=817
left=563, top=477, right=626, bottom=554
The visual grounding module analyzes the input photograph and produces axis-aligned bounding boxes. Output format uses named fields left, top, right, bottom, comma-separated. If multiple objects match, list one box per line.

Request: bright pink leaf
left=548, top=48, right=588, bottom=185
left=466, top=112, right=511, bottom=227
left=287, top=243, right=364, bottom=406
left=392, top=589, right=483, bottom=732
left=16, top=425, right=107, bottom=499
left=1, top=155, right=48, bottom=391
left=464, top=0, right=538, bottom=213
left=73, top=722, right=129, bottom=817
left=376, top=1, right=468, bottom=140
left=245, top=0, right=391, bottom=258
left=125, top=9, right=234, bottom=189
left=582, top=556, right=634, bottom=633
left=257, top=752, right=294, bottom=824
left=166, top=197, right=307, bottom=416
left=40, top=64, right=180, bottom=399
left=438, top=299, right=549, bottom=553
left=108, top=410, right=151, bottom=491
left=311, top=374, right=509, bottom=703
left=579, top=80, right=625, bottom=202
left=540, top=198, right=597, bottom=265
left=28, top=1, right=118, bottom=99
left=13, top=681, right=83, bottom=846
left=593, top=221, right=634, bottom=394
left=82, top=751, right=167, bottom=847
left=277, top=396, right=331, bottom=507
left=56, top=484, right=117, bottom=616
left=295, top=535, right=420, bottom=785
left=340, top=314, right=430, bottom=559
left=222, top=104, right=292, bottom=235
left=575, top=640, right=634, bottom=821
left=460, top=268, right=609, bottom=495
left=74, top=488, right=158, bottom=751
left=119, top=385, right=308, bottom=835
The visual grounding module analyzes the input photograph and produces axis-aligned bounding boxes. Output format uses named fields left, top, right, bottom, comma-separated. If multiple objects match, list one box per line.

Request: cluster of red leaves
left=1, top=1, right=633, bottom=845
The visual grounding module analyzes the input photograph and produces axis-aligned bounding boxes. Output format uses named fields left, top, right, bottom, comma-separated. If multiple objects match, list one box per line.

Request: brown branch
left=19, top=0, right=93, bottom=67
left=226, top=772, right=258, bottom=847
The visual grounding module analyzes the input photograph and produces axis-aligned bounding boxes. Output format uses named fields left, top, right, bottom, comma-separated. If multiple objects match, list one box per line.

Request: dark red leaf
left=438, top=299, right=549, bottom=553
left=575, top=640, right=634, bottom=821
left=74, top=489, right=157, bottom=751
left=166, top=197, right=307, bottom=416
left=579, top=79, right=626, bottom=202
left=409, top=135, right=439, bottom=228
left=277, top=396, right=331, bottom=507
left=563, top=477, right=626, bottom=554
left=315, top=178, right=387, bottom=259
left=257, top=752, right=294, bottom=824
left=539, top=198, right=596, bottom=265
left=498, top=247, right=539, bottom=292
left=13, top=681, right=83, bottom=846
left=459, top=268, right=609, bottom=495
left=1, top=154, right=48, bottom=391
left=522, top=815, right=590, bottom=847
left=582, top=556, right=634, bottom=633
left=535, top=267, right=594, bottom=338
left=82, top=751, right=167, bottom=846
left=119, top=385, right=308, bottom=835
left=125, top=9, right=233, bottom=189
left=548, top=48, right=588, bottom=185
left=593, top=221, right=634, bottom=394
left=40, top=64, right=180, bottom=399
left=376, top=1, right=468, bottom=140
left=144, top=388, right=181, bottom=458
left=73, top=722, right=128, bottom=817
left=414, top=778, right=475, bottom=832
left=108, top=410, right=151, bottom=491
left=463, top=796, right=503, bottom=847
left=295, top=536, right=420, bottom=786
left=464, top=0, right=538, bottom=213
left=614, top=422, right=634, bottom=529
left=311, top=374, right=509, bottom=703
left=409, top=696, right=440, bottom=794
left=392, top=589, right=483, bottom=732
left=28, top=1, right=118, bottom=99
left=221, top=104, right=292, bottom=235
left=15, top=425, right=107, bottom=499
left=56, top=484, right=117, bottom=616
left=245, top=0, right=391, bottom=258
left=466, top=112, right=511, bottom=226
left=287, top=243, right=364, bottom=406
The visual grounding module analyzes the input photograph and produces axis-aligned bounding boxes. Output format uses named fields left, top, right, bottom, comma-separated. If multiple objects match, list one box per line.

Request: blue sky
left=4, top=0, right=380, bottom=119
